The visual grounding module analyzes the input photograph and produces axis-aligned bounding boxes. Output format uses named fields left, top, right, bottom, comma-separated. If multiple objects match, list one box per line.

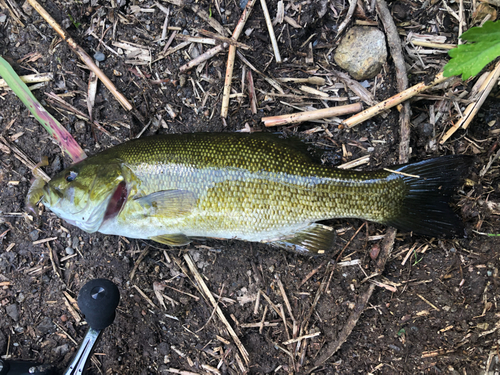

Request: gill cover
left=42, top=161, right=125, bottom=233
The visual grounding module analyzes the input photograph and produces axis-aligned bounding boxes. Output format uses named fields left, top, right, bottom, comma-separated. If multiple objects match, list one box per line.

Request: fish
left=27, top=133, right=473, bottom=254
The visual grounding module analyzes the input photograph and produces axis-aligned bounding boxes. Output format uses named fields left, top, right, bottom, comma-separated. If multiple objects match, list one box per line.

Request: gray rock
left=94, top=51, right=105, bottom=62
left=6, top=304, right=19, bottom=321
left=28, top=230, right=39, bottom=241
left=157, top=342, right=170, bottom=356
left=334, top=26, right=387, bottom=80
left=37, top=316, right=55, bottom=335
left=74, top=120, right=86, bottom=134
left=53, top=343, right=70, bottom=356
left=65, top=247, right=75, bottom=255
left=16, top=292, right=25, bottom=303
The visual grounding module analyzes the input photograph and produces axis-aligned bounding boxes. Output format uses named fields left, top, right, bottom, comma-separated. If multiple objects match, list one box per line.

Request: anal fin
left=270, top=224, right=336, bottom=255
left=150, top=234, right=191, bottom=246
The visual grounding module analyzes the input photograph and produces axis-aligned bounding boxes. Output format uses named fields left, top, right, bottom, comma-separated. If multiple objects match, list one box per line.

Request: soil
left=0, top=0, right=499, bottom=374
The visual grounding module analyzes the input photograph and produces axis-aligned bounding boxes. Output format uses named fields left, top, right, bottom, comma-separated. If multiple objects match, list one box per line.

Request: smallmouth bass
left=28, top=133, right=472, bottom=254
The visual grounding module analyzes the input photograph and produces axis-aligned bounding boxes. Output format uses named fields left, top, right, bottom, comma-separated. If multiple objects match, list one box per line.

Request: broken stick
left=27, top=0, right=133, bottom=111
left=262, top=102, right=362, bottom=127
left=342, top=72, right=452, bottom=128
left=221, top=0, right=257, bottom=118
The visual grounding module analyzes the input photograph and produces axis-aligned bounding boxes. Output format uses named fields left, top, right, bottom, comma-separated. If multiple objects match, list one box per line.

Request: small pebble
left=94, top=51, right=105, bottom=62
left=369, top=244, right=380, bottom=260
left=334, top=26, right=387, bottom=80
left=16, top=293, right=25, bottom=303
left=6, top=304, right=19, bottom=321
left=65, top=247, right=75, bottom=255
left=29, top=230, right=39, bottom=241
left=74, top=120, right=86, bottom=134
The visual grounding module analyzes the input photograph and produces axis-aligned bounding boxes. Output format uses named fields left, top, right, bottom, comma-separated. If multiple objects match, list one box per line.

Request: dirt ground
left=1, top=0, right=500, bottom=374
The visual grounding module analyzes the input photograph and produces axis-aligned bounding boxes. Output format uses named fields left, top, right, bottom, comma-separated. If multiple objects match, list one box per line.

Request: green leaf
left=443, top=20, right=500, bottom=80
left=67, top=13, right=81, bottom=29
left=460, top=20, right=500, bottom=43
left=0, top=55, right=86, bottom=163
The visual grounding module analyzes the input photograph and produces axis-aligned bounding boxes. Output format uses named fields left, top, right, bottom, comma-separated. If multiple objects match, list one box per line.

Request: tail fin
left=384, top=155, right=474, bottom=238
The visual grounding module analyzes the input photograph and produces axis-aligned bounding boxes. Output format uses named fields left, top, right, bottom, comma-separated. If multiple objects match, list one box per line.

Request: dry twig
left=441, top=60, right=500, bottom=144
left=342, top=72, right=451, bottom=128
left=262, top=103, right=362, bottom=127
left=376, top=0, right=410, bottom=162
left=260, top=0, right=281, bottom=63
left=311, top=228, right=397, bottom=369
left=27, top=0, right=133, bottom=111
left=183, top=254, right=250, bottom=365
left=221, top=0, right=257, bottom=118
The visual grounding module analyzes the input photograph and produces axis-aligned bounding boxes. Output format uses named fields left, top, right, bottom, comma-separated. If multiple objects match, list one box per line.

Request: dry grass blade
left=221, top=0, right=258, bottom=118
left=26, top=0, right=133, bottom=111
left=45, top=92, right=119, bottom=141
left=237, top=51, right=284, bottom=93
left=183, top=253, right=250, bottom=365
left=0, top=72, right=53, bottom=88
left=310, top=228, right=397, bottom=369
left=440, top=60, right=500, bottom=144
left=190, top=4, right=229, bottom=37
left=0, top=135, right=50, bottom=182
left=336, top=0, right=357, bottom=37
left=180, top=43, right=228, bottom=73
left=260, top=0, right=281, bottom=63
left=198, top=29, right=252, bottom=50
left=129, top=246, right=150, bottom=280
left=310, top=284, right=376, bottom=370
left=0, top=0, right=25, bottom=26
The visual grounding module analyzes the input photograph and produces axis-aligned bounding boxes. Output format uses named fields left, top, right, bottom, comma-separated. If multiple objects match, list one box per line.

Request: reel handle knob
left=77, top=279, right=120, bottom=330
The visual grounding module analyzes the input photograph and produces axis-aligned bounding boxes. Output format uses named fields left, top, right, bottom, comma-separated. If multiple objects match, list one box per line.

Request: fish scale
left=32, top=133, right=473, bottom=254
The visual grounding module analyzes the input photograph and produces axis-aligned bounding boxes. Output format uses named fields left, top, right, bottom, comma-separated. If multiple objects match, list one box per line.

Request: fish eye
left=65, top=171, right=78, bottom=182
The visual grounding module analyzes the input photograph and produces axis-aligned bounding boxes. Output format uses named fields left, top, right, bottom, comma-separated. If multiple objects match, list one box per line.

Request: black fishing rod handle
left=77, top=279, right=120, bottom=330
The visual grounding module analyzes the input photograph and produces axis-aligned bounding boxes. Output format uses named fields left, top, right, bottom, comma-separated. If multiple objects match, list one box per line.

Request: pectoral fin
left=270, top=224, right=336, bottom=255
left=134, top=190, right=196, bottom=218
left=150, top=233, right=191, bottom=246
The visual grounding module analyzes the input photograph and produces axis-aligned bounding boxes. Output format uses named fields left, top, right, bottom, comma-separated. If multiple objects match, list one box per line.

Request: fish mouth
left=42, top=176, right=108, bottom=233
left=26, top=177, right=48, bottom=217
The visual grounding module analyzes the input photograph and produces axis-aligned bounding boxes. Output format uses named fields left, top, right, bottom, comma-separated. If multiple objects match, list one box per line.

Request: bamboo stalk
left=221, top=0, right=257, bottom=118
left=342, top=72, right=449, bottom=128
left=27, top=0, right=133, bottom=111
left=262, top=102, right=362, bottom=127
